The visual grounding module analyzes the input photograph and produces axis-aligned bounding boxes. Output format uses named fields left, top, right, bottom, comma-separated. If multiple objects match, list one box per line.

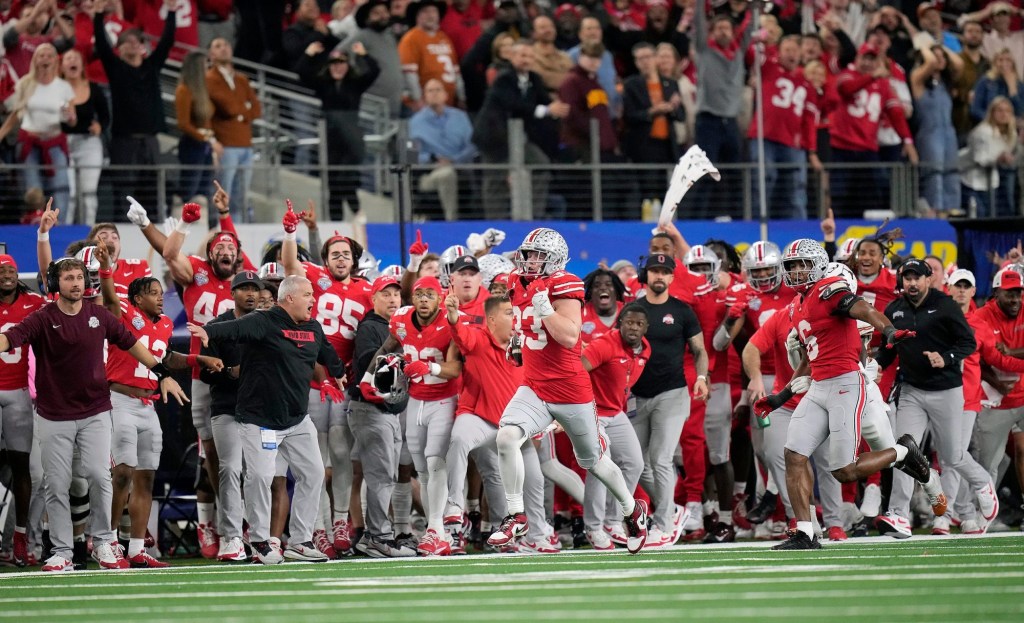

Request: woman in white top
left=0, top=44, right=76, bottom=217
left=961, top=96, right=1019, bottom=217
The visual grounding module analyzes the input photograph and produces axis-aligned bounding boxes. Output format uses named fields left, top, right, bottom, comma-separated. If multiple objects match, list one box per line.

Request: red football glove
left=319, top=379, right=343, bottom=403
left=727, top=302, right=747, bottom=320
left=404, top=359, right=431, bottom=382
left=359, top=380, right=384, bottom=404
left=409, top=229, right=429, bottom=257
left=283, top=199, right=301, bottom=233
left=753, top=397, right=773, bottom=420
left=181, top=202, right=202, bottom=224
left=884, top=328, right=917, bottom=349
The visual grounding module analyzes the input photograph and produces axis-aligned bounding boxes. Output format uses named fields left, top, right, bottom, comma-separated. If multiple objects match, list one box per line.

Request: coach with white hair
left=189, top=275, right=347, bottom=564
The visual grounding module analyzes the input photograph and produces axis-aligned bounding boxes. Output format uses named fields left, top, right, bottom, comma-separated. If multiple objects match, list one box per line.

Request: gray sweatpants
left=211, top=414, right=244, bottom=539
left=941, top=410, right=981, bottom=522
left=584, top=413, right=643, bottom=530
left=36, top=411, right=115, bottom=559
left=972, top=405, right=1024, bottom=481
left=765, top=407, right=843, bottom=526
left=891, top=385, right=991, bottom=519
left=521, top=441, right=548, bottom=543
left=633, top=387, right=689, bottom=530
left=348, top=401, right=401, bottom=539
left=445, top=413, right=506, bottom=520
left=240, top=416, right=324, bottom=543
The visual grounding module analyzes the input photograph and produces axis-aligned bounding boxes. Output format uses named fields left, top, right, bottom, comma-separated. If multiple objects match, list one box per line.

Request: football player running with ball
left=763, top=239, right=933, bottom=550
left=488, top=228, right=650, bottom=554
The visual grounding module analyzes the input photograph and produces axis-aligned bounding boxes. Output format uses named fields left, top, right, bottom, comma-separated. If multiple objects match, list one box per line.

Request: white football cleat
left=875, top=512, right=912, bottom=539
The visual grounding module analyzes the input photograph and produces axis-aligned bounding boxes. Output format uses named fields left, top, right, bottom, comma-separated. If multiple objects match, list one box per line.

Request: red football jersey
left=748, top=301, right=801, bottom=411
left=112, top=258, right=153, bottom=301
left=667, top=265, right=706, bottom=305
left=0, top=291, right=47, bottom=390
left=732, top=281, right=798, bottom=376
left=452, top=321, right=522, bottom=426
left=305, top=263, right=372, bottom=366
left=106, top=300, right=174, bottom=391
left=791, top=276, right=862, bottom=382
left=691, top=287, right=729, bottom=383
left=390, top=306, right=459, bottom=401
left=830, top=69, right=910, bottom=152
left=508, top=271, right=593, bottom=404
left=748, top=57, right=818, bottom=151
left=128, top=0, right=198, bottom=62
left=583, top=330, right=651, bottom=417
left=581, top=301, right=622, bottom=347
left=182, top=256, right=234, bottom=376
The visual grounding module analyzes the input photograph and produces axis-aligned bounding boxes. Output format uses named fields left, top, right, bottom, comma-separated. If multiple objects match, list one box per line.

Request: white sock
left=467, top=498, right=480, bottom=514
left=506, top=493, right=525, bottom=514
left=797, top=520, right=814, bottom=538
left=392, top=482, right=412, bottom=534
left=197, top=502, right=215, bottom=527
left=426, top=457, right=449, bottom=532
left=765, top=469, right=779, bottom=495
left=588, top=453, right=635, bottom=516
left=720, top=513, right=733, bottom=526
left=127, top=537, right=145, bottom=557
left=894, top=444, right=908, bottom=464
left=14, top=526, right=25, bottom=535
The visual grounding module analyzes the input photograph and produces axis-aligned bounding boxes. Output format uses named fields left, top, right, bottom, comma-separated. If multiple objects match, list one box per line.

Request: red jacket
left=972, top=299, right=1024, bottom=409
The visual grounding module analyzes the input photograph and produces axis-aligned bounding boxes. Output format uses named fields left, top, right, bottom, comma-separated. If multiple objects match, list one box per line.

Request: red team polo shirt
left=508, top=271, right=593, bottom=405
left=390, top=307, right=459, bottom=401
left=973, top=299, right=1024, bottom=409
left=451, top=321, right=522, bottom=426
left=106, top=299, right=174, bottom=391
left=964, top=310, right=1024, bottom=412
left=583, top=329, right=651, bottom=417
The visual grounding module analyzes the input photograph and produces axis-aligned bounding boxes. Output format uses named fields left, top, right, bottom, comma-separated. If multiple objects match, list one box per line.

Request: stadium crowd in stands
left=4, top=0, right=1024, bottom=221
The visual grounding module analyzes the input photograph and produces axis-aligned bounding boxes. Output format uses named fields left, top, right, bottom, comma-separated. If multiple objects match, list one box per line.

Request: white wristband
left=37, top=231, right=49, bottom=242
left=428, top=363, right=441, bottom=376
left=407, top=255, right=423, bottom=273
left=696, top=375, right=707, bottom=383
left=174, top=219, right=192, bottom=235
left=284, top=230, right=296, bottom=242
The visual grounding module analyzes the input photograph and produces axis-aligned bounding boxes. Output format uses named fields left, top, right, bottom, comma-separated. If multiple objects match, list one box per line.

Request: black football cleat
left=702, top=522, right=737, bottom=544
left=772, top=530, right=822, bottom=550
left=746, top=491, right=777, bottom=524
left=894, top=434, right=930, bottom=483
left=571, top=516, right=587, bottom=549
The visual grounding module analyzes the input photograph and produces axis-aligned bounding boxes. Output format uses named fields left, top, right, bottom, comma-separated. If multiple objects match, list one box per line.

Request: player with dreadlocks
left=581, top=268, right=627, bottom=347
left=95, top=244, right=223, bottom=567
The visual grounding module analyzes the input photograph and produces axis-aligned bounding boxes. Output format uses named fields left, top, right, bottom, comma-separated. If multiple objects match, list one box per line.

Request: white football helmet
left=74, top=245, right=101, bottom=298
left=358, top=250, right=380, bottom=280
left=684, top=244, right=721, bottom=286
left=380, top=264, right=404, bottom=279
left=258, top=262, right=285, bottom=283
left=781, top=239, right=830, bottom=293
left=439, top=245, right=469, bottom=287
left=514, top=228, right=569, bottom=279
left=824, top=262, right=857, bottom=293
left=478, top=253, right=516, bottom=288
left=741, top=241, right=783, bottom=293
left=834, top=238, right=860, bottom=263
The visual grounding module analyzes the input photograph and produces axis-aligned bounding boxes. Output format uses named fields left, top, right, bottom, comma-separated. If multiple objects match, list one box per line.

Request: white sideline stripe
left=3, top=570, right=1023, bottom=603
left=0, top=585, right=1020, bottom=611
left=2, top=532, right=1019, bottom=582
left=10, top=560, right=1024, bottom=591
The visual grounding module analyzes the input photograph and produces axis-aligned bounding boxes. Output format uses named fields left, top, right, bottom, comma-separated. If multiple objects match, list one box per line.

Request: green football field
left=0, top=534, right=1021, bottom=623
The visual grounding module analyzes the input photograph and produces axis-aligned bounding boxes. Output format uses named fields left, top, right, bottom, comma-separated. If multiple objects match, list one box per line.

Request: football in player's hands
left=282, top=199, right=301, bottom=233
left=404, top=360, right=431, bottom=381
left=409, top=229, right=428, bottom=257
left=506, top=333, right=523, bottom=366
left=181, top=202, right=202, bottom=224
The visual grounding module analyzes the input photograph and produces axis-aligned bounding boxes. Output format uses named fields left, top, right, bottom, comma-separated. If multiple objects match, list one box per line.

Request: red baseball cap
left=916, top=1, right=942, bottom=19
left=371, top=275, right=400, bottom=296
left=858, top=42, right=880, bottom=57
left=412, top=276, right=444, bottom=297
left=993, top=268, right=1023, bottom=291
left=0, top=255, right=17, bottom=270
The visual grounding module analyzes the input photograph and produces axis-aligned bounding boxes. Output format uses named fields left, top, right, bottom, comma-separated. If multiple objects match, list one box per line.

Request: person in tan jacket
left=206, top=37, right=262, bottom=220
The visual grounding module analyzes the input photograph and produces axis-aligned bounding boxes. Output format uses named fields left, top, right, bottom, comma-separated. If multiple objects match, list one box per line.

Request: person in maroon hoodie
left=557, top=41, right=632, bottom=219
